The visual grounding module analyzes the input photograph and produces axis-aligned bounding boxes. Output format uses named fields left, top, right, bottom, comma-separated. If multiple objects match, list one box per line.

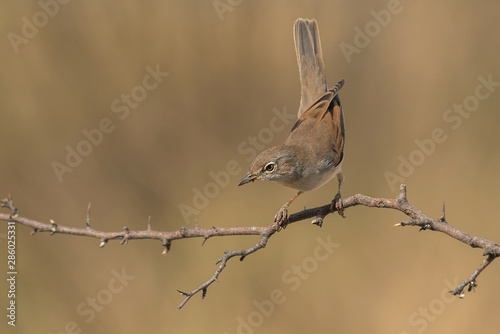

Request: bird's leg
left=331, top=171, right=345, bottom=218
left=274, top=191, right=304, bottom=231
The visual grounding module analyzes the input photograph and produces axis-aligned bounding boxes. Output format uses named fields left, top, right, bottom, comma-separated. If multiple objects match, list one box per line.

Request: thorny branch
left=1, top=185, right=499, bottom=309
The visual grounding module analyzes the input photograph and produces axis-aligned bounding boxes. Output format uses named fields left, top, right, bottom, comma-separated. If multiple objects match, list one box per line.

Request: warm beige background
left=1, top=1, right=500, bottom=333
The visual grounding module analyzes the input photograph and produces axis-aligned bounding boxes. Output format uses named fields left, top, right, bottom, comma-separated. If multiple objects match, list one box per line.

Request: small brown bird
left=238, top=18, right=345, bottom=230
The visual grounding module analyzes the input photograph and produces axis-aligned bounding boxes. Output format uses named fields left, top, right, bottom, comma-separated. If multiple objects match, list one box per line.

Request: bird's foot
left=331, top=192, right=345, bottom=218
left=274, top=205, right=289, bottom=231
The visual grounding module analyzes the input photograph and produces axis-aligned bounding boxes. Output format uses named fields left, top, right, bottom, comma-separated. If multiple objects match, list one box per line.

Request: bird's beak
left=237, top=173, right=257, bottom=186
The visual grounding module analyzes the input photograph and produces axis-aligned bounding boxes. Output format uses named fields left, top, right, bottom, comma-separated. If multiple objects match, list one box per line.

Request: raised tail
left=329, top=79, right=345, bottom=97
left=294, top=18, right=328, bottom=117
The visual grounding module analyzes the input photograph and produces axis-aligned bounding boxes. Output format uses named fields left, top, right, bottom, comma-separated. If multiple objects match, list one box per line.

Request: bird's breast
left=279, top=160, right=343, bottom=191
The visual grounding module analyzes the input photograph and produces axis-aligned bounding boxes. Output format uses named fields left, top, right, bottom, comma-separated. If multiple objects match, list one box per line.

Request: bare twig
left=177, top=232, right=272, bottom=309
left=1, top=184, right=499, bottom=309
left=449, top=255, right=495, bottom=298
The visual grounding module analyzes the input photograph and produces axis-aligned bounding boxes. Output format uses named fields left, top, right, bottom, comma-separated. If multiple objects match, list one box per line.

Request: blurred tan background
left=1, top=1, right=500, bottom=333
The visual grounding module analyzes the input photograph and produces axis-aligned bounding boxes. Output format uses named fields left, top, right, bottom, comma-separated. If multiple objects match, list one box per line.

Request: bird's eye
left=264, top=162, right=276, bottom=172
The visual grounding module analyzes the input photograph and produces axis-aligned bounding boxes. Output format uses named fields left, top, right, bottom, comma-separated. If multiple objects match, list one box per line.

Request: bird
left=237, top=18, right=346, bottom=230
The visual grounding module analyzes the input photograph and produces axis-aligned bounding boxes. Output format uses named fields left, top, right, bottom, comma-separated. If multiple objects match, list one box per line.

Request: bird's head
left=237, top=146, right=299, bottom=187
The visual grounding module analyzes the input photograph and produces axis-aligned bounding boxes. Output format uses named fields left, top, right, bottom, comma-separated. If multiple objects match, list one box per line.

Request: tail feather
left=328, top=79, right=345, bottom=97
left=294, top=18, right=328, bottom=117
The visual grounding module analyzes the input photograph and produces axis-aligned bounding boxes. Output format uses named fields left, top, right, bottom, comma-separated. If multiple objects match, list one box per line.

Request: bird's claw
left=331, top=192, right=345, bottom=218
left=274, top=205, right=289, bottom=231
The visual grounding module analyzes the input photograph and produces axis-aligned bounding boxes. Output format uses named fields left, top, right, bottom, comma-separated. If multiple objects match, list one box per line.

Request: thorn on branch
left=202, top=288, right=207, bottom=299
left=49, top=219, right=58, bottom=235
left=99, top=239, right=107, bottom=248
left=86, top=203, right=92, bottom=229
left=147, top=216, right=152, bottom=231
left=202, top=235, right=210, bottom=246
left=31, top=228, right=38, bottom=236
left=311, top=208, right=328, bottom=227
left=396, top=184, right=408, bottom=205
left=177, top=290, right=190, bottom=297
left=438, top=202, right=447, bottom=223
left=162, top=239, right=171, bottom=255
left=311, top=217, right=323, bottom=227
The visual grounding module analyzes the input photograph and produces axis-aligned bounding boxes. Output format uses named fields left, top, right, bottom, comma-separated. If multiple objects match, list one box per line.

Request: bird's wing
left=287, top=80, right=345, bottom=166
